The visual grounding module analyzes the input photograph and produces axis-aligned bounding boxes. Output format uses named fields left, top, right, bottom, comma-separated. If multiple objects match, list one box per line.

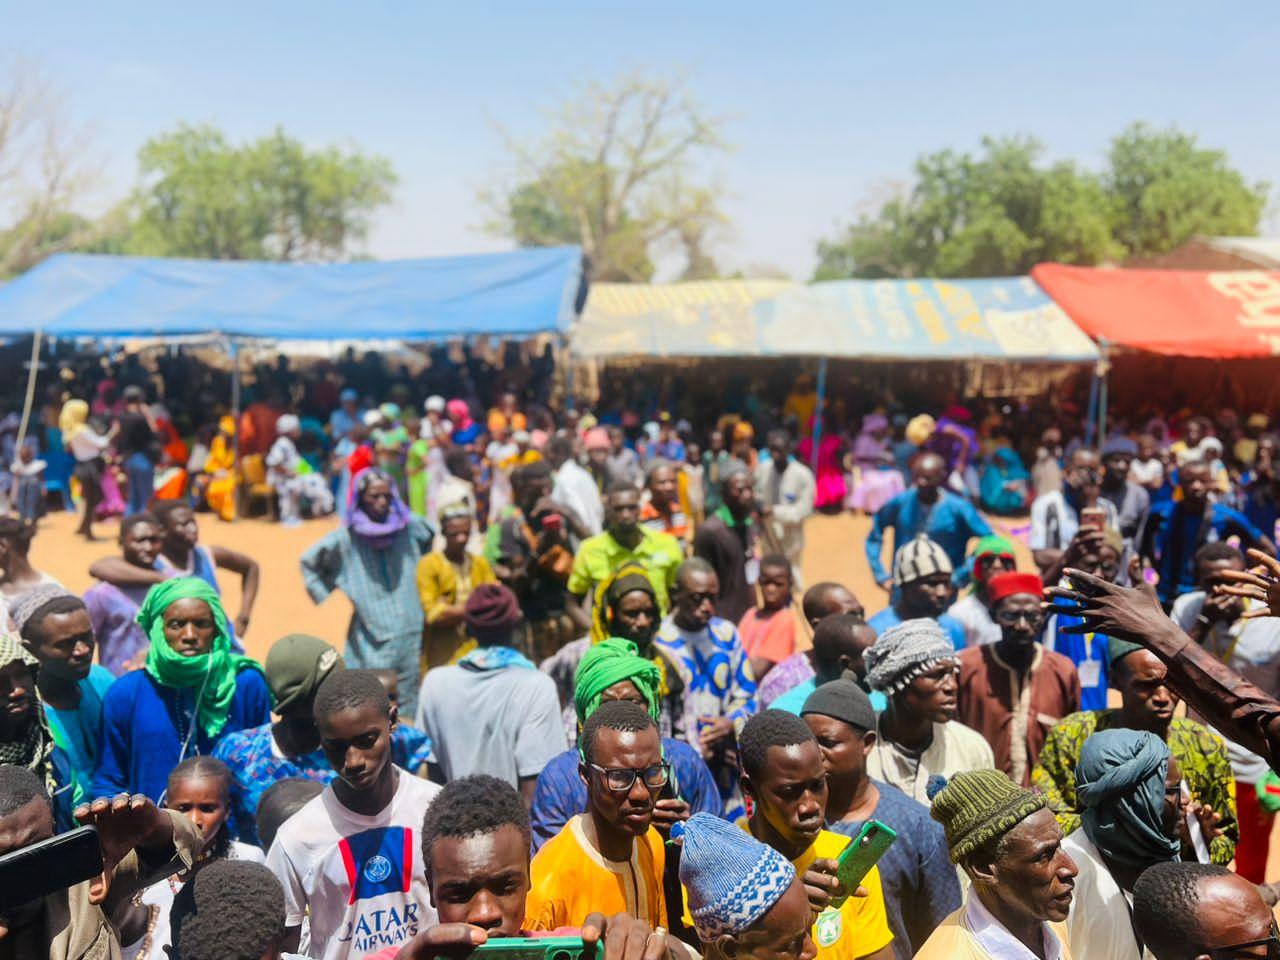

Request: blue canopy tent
left=0, top=247, right=585, bottom=464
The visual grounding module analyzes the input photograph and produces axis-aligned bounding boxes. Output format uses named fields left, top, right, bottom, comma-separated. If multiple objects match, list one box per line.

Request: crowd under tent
left=0, top=247, right=586, bottom=446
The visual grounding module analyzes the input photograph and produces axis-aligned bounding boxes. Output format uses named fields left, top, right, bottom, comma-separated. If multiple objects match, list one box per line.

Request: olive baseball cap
left=265, top=634, right=345, bottom=712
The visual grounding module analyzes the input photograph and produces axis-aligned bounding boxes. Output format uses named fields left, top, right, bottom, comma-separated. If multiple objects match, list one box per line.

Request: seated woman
left=847, top=413, right=905, bottom=514
left=194, top=417, right=238, bottom=522
left=979, top=446, right=1030, bottom=516
left=91, top=577, right=271, bottom=803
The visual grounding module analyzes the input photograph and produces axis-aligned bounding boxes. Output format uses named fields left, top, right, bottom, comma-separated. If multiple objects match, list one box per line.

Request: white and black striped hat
left=893, top=535, right=953, bottom=586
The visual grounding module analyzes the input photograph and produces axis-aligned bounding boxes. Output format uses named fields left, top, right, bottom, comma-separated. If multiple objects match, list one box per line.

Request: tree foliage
left=126, top=125, right=397, bottom=261
left=815, top=124, right=1269, bottom=280
left=487, top=72, right=729, bottom=282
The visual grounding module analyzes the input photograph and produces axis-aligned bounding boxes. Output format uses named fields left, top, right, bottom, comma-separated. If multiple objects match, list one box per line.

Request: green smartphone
left=468, top=937, right=586, bottom=960
left=833, top=820, right=896, bottom=906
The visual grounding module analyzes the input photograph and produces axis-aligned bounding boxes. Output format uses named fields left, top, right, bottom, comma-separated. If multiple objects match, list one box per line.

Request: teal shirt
left=44, top=665, right=114, bottom=787
left=774, top=677, right=888, bottom=715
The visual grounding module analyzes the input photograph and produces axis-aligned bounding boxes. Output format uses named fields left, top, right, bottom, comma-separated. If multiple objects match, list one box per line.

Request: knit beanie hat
left=986, top=572, right=1045, bottom=607
left=863, top=618, right=956, bottom=695
left=893, top=536, right=953, bottom=586
left=678, top=812, right=796, bottom=942
left=801, top=674, right=876, bottom=732
left=10, top=583, right=77, bottom=635
left=464, top=583, right=522, bottom=643
left=930, top=769, right=1046, bottom=863
left=266, top=634, right=345, bottom=712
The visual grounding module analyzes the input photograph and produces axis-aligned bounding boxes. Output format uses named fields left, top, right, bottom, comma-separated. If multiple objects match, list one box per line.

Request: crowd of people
left=4, top=351, right=1280, bottom=960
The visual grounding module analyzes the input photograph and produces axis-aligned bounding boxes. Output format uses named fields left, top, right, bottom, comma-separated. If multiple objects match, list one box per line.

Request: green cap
left=1107, top=638, right=1144, bottom=665
left=265, top=634, right=345, bottom=712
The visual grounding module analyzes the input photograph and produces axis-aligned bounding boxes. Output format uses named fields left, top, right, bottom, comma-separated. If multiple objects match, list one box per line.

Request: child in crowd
left=737, top=553, right=800, bottom=682
left=11, top=439, right=46, bottom=523
left=122, top=757, right=265, bottom=960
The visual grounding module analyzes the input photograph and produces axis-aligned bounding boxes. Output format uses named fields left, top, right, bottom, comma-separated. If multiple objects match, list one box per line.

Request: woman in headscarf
left=60, top=398, right=117, bottom=541
left=197, top=416, right=238, bottom=522
left=847, top=412, right=904, bottom=514
left=979, top=445, right=1031, bottom=515
left=540, top=561, right=671, bottom=742
left=528, top=636, right=723, bottom=850
left=448, top=398, right=481, bottom=446
left=300, top=467, right=433, bottom=716
left=91, top=577, right=271, bottom=803
left=0, top=633, right=76, bottom=827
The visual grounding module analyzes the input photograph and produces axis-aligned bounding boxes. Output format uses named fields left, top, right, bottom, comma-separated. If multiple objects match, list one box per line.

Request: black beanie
left=801, top=674, right=876, bottom=732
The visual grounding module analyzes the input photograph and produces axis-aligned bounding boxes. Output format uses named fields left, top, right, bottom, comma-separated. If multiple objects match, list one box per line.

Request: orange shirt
left=739, top=606, right=799, bottom=664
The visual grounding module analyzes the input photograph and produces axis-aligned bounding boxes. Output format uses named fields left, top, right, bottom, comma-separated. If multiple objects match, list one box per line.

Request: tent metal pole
left=229, top=337, right=241, bottom=524
left=15, top=331, right=43, bottom=457
left=810, top=356, right=828, bottom=472
left=1084, top=361, right=1100, bottom=450
left=1097, top=341, right=1110, bottom=447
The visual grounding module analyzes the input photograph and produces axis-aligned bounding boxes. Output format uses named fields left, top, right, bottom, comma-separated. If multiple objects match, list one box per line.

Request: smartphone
left=540, top=514, right=563, bottom=534
left=1080, top=506, right=1106, bottom=532
left=0, top=826, right=102, bottom=911
left=468, top=937, right=585, bottom=960
left=833, top=820, right=896, bottom=907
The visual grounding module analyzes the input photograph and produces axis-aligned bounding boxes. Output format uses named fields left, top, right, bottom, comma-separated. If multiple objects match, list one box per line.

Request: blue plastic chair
left=43, top=448, right=75, bottom=511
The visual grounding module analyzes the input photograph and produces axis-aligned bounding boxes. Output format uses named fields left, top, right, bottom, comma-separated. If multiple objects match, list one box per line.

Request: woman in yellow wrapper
left=198, top=417, right=238, bottom=522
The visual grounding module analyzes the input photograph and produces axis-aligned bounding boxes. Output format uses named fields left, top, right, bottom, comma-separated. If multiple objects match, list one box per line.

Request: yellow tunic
left=792, top=830, right=895, bottom=960
left=525, top=815, right=667, bottom=932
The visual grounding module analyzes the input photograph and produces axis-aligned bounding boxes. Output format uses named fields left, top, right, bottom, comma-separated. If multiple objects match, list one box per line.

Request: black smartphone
left=0, top=826, right=103, bottom=911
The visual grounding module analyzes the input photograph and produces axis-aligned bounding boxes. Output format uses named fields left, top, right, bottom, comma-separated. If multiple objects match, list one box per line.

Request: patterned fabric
left=653, top=615, right=757, bottom=818
left=212, top=721, right=434, bottom=846
left=757, top=650, right=815, bottom=708
left=679, top=812, right=795, bottom=941
left=0, top=633, right=55, bottom=793
left=1031, top=710, right=1238, bottom=864
left=299, top=517, right=433, bottom=716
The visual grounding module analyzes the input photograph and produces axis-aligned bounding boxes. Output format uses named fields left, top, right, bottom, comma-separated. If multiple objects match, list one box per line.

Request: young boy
left=265, top=669, right=441, bottom=960
left=738, top=554, right=800, bottom=682
left=11, top=440, right=46, bottom=523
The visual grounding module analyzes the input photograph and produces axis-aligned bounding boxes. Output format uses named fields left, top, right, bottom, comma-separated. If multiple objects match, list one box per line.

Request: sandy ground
left=27, top=505, right=1280, bottom=879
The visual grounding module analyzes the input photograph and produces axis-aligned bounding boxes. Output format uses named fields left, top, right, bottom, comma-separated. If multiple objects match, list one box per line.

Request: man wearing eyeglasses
left=956, top=573, right=1081, bottom=787
left=526, top=701, right=670, bottom=932
left=1133, top=861, right=1280, bottom=960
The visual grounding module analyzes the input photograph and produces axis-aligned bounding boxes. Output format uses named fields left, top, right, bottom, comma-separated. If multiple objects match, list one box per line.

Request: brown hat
left=464, top=583, right=522, bottom=643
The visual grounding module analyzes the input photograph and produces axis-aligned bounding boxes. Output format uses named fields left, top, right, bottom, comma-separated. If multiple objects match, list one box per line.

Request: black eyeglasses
left=587, top=761, right=670, bottom=793
left=1206, top=921, right=1280, bottom=959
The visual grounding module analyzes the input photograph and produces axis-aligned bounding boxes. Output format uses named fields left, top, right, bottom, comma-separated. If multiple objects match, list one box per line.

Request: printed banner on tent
left=754, top=276, right=1097, bottom=360
left=1032, top=264, right=1280, bottom=358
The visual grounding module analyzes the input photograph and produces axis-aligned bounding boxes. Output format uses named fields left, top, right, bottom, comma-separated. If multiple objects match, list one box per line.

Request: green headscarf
left=138, top=577, right=264, bottom=740
left=574, top=637, right=661, bottom=726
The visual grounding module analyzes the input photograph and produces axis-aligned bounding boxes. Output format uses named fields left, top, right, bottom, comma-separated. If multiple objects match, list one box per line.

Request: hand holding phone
left=1080, top=506, right=1106, bottom=532
left=833, top=820, right=897, bottom=907
left=0, top=826, right=102, bottom=915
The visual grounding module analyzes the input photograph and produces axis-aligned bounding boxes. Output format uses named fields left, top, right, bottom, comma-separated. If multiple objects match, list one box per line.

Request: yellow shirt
left=793, top=830, right=895, bottom=960
left=526, top=815, right=667, bottom=932
left=567, top=528, right=684, bottom=613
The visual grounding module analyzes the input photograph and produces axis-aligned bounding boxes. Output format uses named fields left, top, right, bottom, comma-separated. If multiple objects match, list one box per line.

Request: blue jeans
left=125, top=452, right=154, bottom=514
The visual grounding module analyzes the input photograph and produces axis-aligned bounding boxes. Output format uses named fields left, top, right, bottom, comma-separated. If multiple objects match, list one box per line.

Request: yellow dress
left=203, top=435, right=238, bottom=522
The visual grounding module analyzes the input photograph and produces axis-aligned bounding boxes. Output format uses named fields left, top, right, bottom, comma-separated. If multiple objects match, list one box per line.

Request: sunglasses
left=587, top=761, right=670, bottom=793
left=1207, top=921, right=1280, bottom=959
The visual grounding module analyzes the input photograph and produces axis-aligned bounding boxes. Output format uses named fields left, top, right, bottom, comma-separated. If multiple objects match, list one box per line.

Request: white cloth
left=1061, top=830, right=1150, bottom=960
left=866, top=717, right=996, bottom=806
left=553, top=458, right=604, bottom=536
left=1128, top=458, right=1164, bottom=489
left=67, top=428, right=112, bottom=462
left=754, top=457, right=815, bottom=579
left=124, top=842, right=266, bottom=960
left=266, top=435, right=302, bottom=487
left=950, top=594, right=1001, bottom=647
left=965, top=892, right=1065, bottom=960
left=1029, top=491, right=1118, bottom=552
left=266, top=769, right=441, bottom=960
left=1170, top=592, right=1280, bottom=784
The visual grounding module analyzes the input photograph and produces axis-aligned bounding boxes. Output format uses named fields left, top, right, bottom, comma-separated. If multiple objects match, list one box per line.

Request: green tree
left=486, top=72, right=729, bottom=282
left=814, top=124, right=1268, bottom=280
left=1107, top=122, right=1269, bottom=258
left=814, top=137, right=1122, bottom=280
left=126, top=125, right=396, bottom=261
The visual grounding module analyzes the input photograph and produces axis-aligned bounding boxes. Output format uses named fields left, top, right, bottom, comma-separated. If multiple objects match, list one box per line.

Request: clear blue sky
left=5, top=1, right=1278, bottom=278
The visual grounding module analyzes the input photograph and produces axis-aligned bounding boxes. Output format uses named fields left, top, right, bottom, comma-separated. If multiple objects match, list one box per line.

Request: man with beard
left=738, top=710, right=894, bottom=960
left=916, top=769, right=1079, bottom=960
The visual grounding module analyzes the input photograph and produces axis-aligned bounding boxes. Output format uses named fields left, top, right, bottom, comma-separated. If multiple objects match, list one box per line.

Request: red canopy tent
left=1031, top=263, right=1280, bottom=358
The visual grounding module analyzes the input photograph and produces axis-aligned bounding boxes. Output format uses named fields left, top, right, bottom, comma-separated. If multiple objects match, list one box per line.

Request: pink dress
left=797, top=434, right=846, bottom=509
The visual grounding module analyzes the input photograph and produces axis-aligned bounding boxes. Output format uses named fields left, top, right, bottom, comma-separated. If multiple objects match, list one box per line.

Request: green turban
left=574, top=637, right=661, bottom=727
left=137, top=577, right=263, bottom=740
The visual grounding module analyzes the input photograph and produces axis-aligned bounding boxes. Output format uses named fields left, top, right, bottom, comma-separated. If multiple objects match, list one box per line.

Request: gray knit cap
left=893, top=535, right=953, bottom=586
left=863, top=618, right=957, bottom=695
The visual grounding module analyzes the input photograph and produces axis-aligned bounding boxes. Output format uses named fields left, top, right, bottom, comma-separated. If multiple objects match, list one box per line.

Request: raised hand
left=1043, top=569, right=1167, bottom=641
left=1215, top=549, right=1280, bottom=619
left=73, top=793, right=173, bottom=905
